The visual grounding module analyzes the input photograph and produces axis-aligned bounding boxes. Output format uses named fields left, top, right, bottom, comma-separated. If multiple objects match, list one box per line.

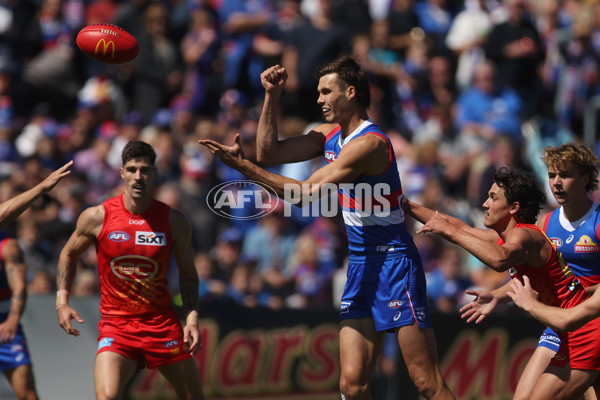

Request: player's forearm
left=179, top=274, right=200, bottom=322
left=8, top=289, right=25, bottom=321
left=405, top=200, right=470, bottom=229
left=56, top=255, right=78, bottom=293
left=256, top=91, right=282, bottom=164
left=0, top=183, right=46, bottom=228
left=236, top=159, right=304, bottom=200
left=490, top=280, right=514, bottom=304
left=447, top=229, right=511, bottom=272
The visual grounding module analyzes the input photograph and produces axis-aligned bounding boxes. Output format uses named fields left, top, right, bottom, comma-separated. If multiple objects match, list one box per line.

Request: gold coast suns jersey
left=96, top=195, right=174, bottom=317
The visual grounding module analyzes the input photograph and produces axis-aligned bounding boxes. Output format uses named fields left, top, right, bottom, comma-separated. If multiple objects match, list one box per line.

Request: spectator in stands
left=482, top=0, right=544, bottom=119
left=241, top=204, right=297, bottom=299
left=426, top=245, right=473, bottom=313
left=280, top=0, right=351, bottom=122
left=217, top=0, right=274, bottom=98
left=132, top=2, right=182, bottom=125
left=180, top=6, right=220, bottom=116
left=386, top=0, right=420, bottom=59
left=454, top=60, right=524, bottom=150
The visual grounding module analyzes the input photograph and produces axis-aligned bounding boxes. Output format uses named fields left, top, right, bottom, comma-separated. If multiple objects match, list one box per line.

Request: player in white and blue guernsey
left=514, top=143, right=600, bottom=400
left=0, top=232, right=39, bottom=399
left=322, top=122, right=432, bottom=331
left=199, top=56, right=456, bottom=399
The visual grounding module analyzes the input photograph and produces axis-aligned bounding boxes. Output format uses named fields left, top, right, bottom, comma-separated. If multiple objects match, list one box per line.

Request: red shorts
left=97, top=309, right=192, bottom=369
left=550, top=314, right=600, bottom=370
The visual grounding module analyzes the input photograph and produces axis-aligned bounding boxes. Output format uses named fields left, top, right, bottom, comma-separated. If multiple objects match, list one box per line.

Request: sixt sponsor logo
left=108, top=231, right=130, bottom=242
left=388, top=300, right=402, bottom=309
left=574, top=235, right=600, bottom=253
left=135, top=231, right=166, bottom=246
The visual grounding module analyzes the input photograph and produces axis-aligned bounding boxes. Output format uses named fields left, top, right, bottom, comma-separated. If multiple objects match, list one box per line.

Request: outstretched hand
left=41, top=160, right=74, bottom=193
left=260, top=65, right=287, bottom=92
left=416, top=211, right=450, bottom=237
left=56, top=304, right=85, bottom=337
left=459, top=289, right=497, bottom=324
left=198, top=134, right=246, bottom=168
left=507, top=276, right=539, bottom=312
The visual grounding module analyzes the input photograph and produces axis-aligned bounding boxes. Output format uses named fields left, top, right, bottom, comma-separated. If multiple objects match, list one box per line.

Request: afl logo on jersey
left=550, top=237, right=563, bottom=247
left=325, top=151, right=336, bottom=162
left=108, top=231, right=130, bottom=242
left=110, top=255, right=158, bottom=281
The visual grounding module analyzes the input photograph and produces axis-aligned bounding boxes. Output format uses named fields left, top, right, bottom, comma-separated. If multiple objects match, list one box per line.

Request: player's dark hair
left=316, top=56, right=371, bottom=109
left=122, top=141, right=156, bottom=166
left=543, top=143, right=599, bottom=193
left=493, top=167, right=546, bottom=224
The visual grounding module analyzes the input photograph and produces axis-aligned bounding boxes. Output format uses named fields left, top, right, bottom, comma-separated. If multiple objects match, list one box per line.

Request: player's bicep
left=62, top=207, right=102, bottom=258
left=260, top=131, right=325, bottom=165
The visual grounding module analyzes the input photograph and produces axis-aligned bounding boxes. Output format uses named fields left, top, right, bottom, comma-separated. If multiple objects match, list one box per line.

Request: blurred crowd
left=3, top=0, right=600, bottom=314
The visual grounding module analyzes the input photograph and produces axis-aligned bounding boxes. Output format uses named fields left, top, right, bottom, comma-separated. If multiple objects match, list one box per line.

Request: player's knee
left=339, top=376, right=370, bottom=399
left=411, top=373, right=447, bottom=399
left=95, top=388, right=120, bottom=400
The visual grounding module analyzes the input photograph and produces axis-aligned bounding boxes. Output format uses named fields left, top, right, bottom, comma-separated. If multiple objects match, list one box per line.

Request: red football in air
left=76, top=24, right=139, bottom=64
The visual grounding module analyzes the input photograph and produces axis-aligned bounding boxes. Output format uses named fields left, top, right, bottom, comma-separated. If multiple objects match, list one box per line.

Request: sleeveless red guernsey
left=503, top=223, right=600, bottom=370
left=96, top=195, right=174, bottom=317
left=502, top=223, right=586, bottom=308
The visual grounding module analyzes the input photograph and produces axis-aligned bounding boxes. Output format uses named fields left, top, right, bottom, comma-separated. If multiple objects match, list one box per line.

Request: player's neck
left=562, top=197, right=593, bottom=222
left=123, top=195, right=152, bottom=215
left=339, top=111, right=369, bottom=138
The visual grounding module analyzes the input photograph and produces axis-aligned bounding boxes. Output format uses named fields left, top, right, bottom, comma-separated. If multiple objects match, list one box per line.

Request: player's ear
left=346, top=85, right=356, bottom=101
left=509, top=201, right=520, bottom=217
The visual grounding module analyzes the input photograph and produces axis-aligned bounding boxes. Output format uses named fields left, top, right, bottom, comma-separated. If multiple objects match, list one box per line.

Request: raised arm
left=403, top=199, right=491, bottom=240
left=170, top=209, right=200, bottom=355
left=417, top=214, right=537, bottom=272
left=201, top=131, right=390, bottom=203
left=56, top=205, right=103, bottom=336
left=0, top=239, right=27, bottom=343
left=508, top=275, right=600, bottom=332
left=256, top=65, right=327, bottom=165
left=0, top=161, right=72, bottom=229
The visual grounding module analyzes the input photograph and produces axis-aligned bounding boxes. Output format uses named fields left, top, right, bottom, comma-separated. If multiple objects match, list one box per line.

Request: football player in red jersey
left=55, top=141, right=204, bottom=400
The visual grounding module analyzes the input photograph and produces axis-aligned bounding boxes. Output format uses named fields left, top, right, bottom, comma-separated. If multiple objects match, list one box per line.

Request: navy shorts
left=340, top=252, right=432, bottom=332
left=0, top=333, right=32, bottom=371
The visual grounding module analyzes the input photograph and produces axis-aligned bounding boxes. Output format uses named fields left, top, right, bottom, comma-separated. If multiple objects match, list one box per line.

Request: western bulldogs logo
left=108, top=231, right=130, bottom=242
